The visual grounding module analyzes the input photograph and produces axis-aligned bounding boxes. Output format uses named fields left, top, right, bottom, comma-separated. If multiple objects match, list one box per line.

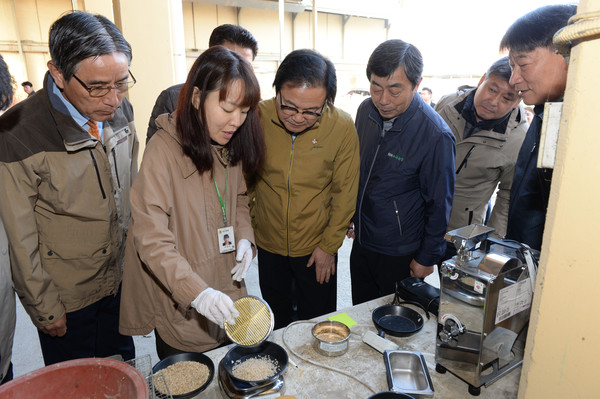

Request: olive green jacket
left=249, top=99, right=359, bottom=257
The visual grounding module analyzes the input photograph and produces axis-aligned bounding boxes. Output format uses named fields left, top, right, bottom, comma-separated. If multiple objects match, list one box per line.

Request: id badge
left=218, top=226, right=235, bottom=253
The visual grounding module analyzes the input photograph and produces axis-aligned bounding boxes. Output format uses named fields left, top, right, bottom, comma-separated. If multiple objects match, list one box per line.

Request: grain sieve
left=224, top=296, right=274, bottom=347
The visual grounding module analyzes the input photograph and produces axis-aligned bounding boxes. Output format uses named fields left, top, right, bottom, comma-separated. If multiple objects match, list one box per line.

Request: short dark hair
left=176, top=46, right=264, bottom=175
left=49, top=11, right=132, bottom=81
left=485, top=57, right=512, bottom=82
left=421, top=87, right=432, bottom=95
left=209, top=24, right=258, bottom=60
left=273, top=49, right=337, bottom=104
left=21, top=81, right=33, bottom=88
left=1, top=54, right=15, bottom=111
left=366, top=39, right=423, bottom=89
left=499, top=5, right=577, bottom=53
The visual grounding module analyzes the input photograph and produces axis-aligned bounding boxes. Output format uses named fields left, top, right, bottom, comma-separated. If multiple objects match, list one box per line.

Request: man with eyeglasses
left=0, top=11, right=137, bottom=366
left=348, top=40, right=455, bottom=305
left=248, top=49, right=360, bottom=329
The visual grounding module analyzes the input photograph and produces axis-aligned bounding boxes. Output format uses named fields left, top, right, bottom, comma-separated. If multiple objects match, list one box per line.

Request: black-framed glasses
left=72, top=70, right=136, bottom=98
left=278, top=94, right=325, bottom=120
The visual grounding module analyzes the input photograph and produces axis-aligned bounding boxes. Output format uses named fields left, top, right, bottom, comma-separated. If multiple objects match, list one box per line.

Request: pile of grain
left=154, top=360, right=210, bottom=396
left=231, top=355, right=278, bottom=381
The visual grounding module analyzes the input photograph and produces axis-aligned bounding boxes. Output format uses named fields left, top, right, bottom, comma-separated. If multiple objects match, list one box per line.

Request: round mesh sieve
left=224, top=296, right=274, bottom=347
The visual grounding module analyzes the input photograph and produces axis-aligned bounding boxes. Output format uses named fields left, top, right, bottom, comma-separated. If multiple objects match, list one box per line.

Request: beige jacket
left=119, top=114, right=254, bottom=353
left=436, top=89, right=527, bottom=237
left=0, top=73, right=138, bottom=326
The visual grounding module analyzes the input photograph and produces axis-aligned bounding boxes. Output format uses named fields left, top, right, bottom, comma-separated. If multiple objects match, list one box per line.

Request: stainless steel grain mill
left=435, top=224, right=538, bottom=396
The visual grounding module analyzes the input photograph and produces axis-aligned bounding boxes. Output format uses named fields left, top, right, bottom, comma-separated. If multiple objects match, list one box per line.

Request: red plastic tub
left=0, top=358, right=148, bottom=398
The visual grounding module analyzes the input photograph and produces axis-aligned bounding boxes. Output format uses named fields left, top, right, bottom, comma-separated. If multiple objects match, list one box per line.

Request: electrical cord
left=281, top=320, right=378, bottom=394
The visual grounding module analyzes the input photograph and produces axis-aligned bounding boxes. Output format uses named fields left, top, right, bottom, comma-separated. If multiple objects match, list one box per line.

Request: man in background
left=419, top=87, right=435, bottom=107
left=435, top=57, right=527, bottom=248
left=0, top=11, right=138, bottom=366
left=500, top=4, right=577, bottom=252
left=250, top=49, right=359, bottom=329
left=349, top=39, right=455, bottom=305
left=146, top=24, right=258, bottom=142
left=21, top=81, right=35, bottom=97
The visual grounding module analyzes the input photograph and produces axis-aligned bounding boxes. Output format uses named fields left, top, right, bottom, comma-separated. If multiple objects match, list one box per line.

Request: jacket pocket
left=393, top=200, right=402, bottom=236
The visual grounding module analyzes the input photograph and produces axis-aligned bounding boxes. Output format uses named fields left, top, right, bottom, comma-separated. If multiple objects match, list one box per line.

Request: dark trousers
left=38, top=288, right=135, bottom=366
left=350, top=240, right=414, bottom=305
left=0, top=363, right=12, bottom=385
left=258, top=247, right=337, bottom=330
left=154, top=329, right=184, bottom=361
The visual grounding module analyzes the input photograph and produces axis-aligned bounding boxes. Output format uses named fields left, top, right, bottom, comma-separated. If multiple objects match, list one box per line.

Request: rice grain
left=154, top=360, right=210, bottom=396
left=231, top=355, right=279, bottom=381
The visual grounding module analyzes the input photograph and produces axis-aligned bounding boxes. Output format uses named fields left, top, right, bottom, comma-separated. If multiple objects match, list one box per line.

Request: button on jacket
left=0, top=72, right=138, bottom=327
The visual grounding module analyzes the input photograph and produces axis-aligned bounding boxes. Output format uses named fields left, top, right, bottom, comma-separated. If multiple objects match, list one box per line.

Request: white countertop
left=198, top=294, right=520, bottom=398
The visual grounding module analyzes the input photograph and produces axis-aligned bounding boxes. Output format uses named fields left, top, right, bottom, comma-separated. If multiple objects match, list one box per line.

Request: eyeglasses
left=72, top=70, right=136, bottom=98
left=278, top=94, right=325, bottom=120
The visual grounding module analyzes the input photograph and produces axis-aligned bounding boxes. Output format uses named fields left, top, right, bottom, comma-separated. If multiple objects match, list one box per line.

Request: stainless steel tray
left=383, top=350, right=434, bottom=398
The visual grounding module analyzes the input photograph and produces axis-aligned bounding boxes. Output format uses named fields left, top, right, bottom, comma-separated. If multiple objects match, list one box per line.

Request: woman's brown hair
left=176, top=45, right=264, bottom=174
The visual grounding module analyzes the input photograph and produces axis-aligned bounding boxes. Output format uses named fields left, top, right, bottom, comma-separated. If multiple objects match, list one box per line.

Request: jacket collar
left=44, top=72, right=98, bottom=150
left=454, top=89, right=518, bottom=135
left=156, top=113, right=230, bottom=179
left=367, top=93, right=421, bottom=132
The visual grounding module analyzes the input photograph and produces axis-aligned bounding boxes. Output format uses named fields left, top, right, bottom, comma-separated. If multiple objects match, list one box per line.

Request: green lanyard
left=213, top=166, right=229, bottom=226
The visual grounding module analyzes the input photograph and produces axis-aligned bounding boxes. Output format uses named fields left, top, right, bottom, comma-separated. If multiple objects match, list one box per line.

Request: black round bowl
left=152, top=352, right=215, bottom=398
left=368, top=392, right=416, bottom=399
left=222, top=341, right=288, bottom=387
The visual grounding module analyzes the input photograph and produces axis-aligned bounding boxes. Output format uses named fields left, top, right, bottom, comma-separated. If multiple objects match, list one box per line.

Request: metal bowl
left=152, top=352, right=215, bottom=399
left=312, top=320, right=351, bottom=356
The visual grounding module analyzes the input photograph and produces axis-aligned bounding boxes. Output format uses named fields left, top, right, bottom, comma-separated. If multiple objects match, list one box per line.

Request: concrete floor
left=11, top=237, right=355, bottom=379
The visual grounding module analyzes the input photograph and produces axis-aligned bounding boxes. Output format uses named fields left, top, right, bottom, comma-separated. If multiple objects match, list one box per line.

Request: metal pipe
left=279, top=0, right=284, bottom=61
left=9, top=0, right=26, bottom=79
left=312, top=0, right=317, bottom=50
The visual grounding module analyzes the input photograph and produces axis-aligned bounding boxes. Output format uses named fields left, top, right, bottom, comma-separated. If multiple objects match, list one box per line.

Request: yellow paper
left=328, top=313, right=357, bottom=329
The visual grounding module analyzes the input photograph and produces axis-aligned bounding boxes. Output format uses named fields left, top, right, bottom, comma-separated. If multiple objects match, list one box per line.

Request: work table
left=199, top=294, right=520, bottom=398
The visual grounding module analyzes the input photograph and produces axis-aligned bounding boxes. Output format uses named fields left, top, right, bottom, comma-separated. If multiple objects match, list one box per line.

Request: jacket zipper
left=286, top=134, right=297, bottom=256
left=89, top=149, right=107, bottom=199
left=357, top=133, right=384, bottom=245
left=456, top=145, right=475, bottom=174
left=111, top=148, right=121, bottom=189
left=393, top=200, right=402, bottom=235
left=468, top=210, right=473, bottom=225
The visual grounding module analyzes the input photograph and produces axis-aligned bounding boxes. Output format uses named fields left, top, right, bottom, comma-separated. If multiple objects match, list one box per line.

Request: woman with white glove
left=119, top=47, right=264, bottom=359
left=231, top=238, right=253, bottom=282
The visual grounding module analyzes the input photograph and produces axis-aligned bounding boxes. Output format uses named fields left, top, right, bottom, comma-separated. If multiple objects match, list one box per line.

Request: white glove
left=191, top=287, right=239, bottom=326
left=231, top=238, right=253, bottom=282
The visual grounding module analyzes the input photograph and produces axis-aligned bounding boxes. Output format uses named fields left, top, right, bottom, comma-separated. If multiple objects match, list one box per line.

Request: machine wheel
left=435, top=363, right=446, bottom=374
left=468, top=384, right=481, bottom=396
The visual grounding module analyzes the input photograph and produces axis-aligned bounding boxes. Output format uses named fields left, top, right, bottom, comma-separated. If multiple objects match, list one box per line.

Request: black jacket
left=506, top=104, right=551, bottom=251
left=146, top=83, right=183, bottom=143
left=353, top=95, right=455, bottom=266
